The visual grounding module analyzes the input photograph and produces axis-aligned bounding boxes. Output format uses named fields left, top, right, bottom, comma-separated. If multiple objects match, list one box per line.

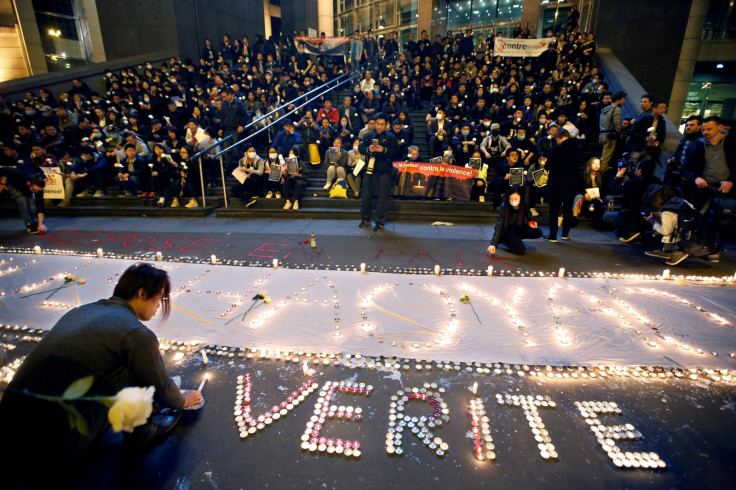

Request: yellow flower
left=107, top=386, right=155, bottom=433
left=78, top=278, right=87, bottom=285
left=263, top=296, right=271, bottom=304
left=259, top=290, right=267, bottom=297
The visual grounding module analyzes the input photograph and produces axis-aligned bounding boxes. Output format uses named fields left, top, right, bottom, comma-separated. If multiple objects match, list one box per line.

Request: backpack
left=661, top=197, right=709, bottom=256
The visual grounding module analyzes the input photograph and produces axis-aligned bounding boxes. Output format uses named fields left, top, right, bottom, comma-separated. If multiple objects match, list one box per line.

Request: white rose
left=107, top=386, right=155, bottom=433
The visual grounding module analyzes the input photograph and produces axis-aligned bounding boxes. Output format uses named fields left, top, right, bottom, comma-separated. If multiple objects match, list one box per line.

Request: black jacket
left=545, top=138, right=581, bottom=201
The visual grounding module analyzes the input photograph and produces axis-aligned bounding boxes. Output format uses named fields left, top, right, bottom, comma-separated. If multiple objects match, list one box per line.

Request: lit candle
left=96, top=248, right=103, bottom=258
left=201, top=349, right=208, bottom=365
left=558, top=267, right=565, bottom=278
left=273, top=258, right=278, bottom=269
left=435, top=265, right=440, bottom=275
left=360, top=263, right=366, bottom=274
left=33, top=246, right=41, bottom=255
left=487, top=266, right=493, bottom=276
left=156, top=251, right=162, bottom=261
left=303, top=360, right=309, bottom=376
left=211, top=255, right=217, bottom=265
left=470, top=382, right=478, bottom=395
left=662, top=269, right=670, bottom=279
left=197, top=373, right=209, bottom=392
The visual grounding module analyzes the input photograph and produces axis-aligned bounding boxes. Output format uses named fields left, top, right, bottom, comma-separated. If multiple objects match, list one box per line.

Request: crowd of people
left=1, top=19, right=733, bottom=265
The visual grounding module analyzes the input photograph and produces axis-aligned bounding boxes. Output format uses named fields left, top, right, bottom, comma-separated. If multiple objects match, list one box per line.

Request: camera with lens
left=617, top=152, right=638, bottom=176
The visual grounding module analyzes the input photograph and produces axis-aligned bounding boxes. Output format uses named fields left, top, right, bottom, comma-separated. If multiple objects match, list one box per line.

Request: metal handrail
left=190, top=60, right=371, bottom=161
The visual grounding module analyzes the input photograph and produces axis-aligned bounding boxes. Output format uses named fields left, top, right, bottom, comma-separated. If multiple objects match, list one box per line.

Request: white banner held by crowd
left=494, top=37, right=555, bottom=58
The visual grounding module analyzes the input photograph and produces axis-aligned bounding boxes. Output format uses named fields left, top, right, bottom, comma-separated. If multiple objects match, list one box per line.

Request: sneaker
left=58, top=200, right=71, bottom=207
left=619, top=231, right=641, bottom=243
left=373, top=222, right=384, bottom=231
left=359, top=220, right=370, bottom=228
left=275, top=192, right=281, bottom=199
left=171, top=198, right=180, bottom=207
left=561, top=234, right=570, bottom=240
left=293, top=201, right=299, bottom=210
left=27, top=223, right=39, bottom=234
left=645, top=249, right=673, bottom=260
left=573, top=194, right=583, bottom=217
left=185, top=199, right=198, bottom=208
left=323, top=183, right=331, bottom=190
left=246, top=198, right=257, bottom=208
left=665, top=251, right=689, bottom=266
left=283, top=200, right=292, bottom=210
left=530, top=207, right=539, bottom=217
left=266, top=191, right=273, bottom=198
left=706, top=252, right=722, bottom=263
left=542, top=235, right=557, bottom=243
left=93, top=190, right=105, bottom=197
left=157, top=197, right=165, bottom=208
left=478, top=195, right=485, bottom=203
left=75, top=190, right=89, bottom=198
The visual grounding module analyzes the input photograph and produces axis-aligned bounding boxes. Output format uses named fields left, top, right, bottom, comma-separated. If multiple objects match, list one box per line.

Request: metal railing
left=191, top=57, right=389, bottom=208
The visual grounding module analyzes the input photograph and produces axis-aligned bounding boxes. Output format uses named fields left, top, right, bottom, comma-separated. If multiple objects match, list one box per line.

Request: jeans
left=7, top=183, right=38, bottom=227
left=360, top=172, right=391, bottom=223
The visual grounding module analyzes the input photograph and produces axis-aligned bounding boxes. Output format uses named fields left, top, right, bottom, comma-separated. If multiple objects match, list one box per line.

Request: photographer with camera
left=602, top=156, right=656, bottom=243
left=665, top=115, right=702, bottom=188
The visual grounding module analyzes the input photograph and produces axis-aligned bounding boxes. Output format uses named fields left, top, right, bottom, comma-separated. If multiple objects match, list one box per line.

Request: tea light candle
left=273, top=258, right=278, bottom=269
left=470, top=382, right=478, bottom=395
left=558, top=267, right=565, bottom=278
left=201, top=349, right=208, bottom=365
left=487, top=266, right=493, bottom=276
left=662, top=269, right=670, bottom=279
left=32, top=245, right=41, bottom=254
left=434, top=265, right=440, bottom=275
left=360, top=263, right=366, bottom=274
left=211, top=255, right=217, bottom=265
left=96, top=248, right=103, bottom=258
left=156, top=251, right=162, bottom=261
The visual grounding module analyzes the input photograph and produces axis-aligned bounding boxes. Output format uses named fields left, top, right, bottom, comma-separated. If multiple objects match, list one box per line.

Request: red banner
left=394, top=162, right=477, bottom=201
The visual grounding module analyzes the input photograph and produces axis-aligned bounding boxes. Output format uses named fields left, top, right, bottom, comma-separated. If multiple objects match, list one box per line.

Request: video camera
left=616, top=152, right=638, bottom=176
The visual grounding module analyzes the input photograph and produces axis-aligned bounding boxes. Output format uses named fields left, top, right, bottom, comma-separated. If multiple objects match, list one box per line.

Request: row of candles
left=6, top=246, right=736, bottom=283
left=1, top=323, right=734, bottom=384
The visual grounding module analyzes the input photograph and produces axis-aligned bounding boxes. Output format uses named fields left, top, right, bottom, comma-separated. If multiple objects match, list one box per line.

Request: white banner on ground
left=41, top=167, right=64, bottom=199
left=494, top=37, right=555, bottom=58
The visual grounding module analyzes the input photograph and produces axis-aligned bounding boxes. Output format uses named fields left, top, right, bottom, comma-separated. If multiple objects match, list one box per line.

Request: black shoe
left=619, top=231, right=641, bottom=243
left=359, top=220, right=370, bottom=228
left=665, top=251, right=689, bottom=266
left=27, top=223, right=39, bottom=234
left=123, top=410, right=182, bottom=449
left=542, top=235, right=557, bottom=243
left=373, top=222, right=384, bottom=231
left=561, top=235, right=570, bottom=241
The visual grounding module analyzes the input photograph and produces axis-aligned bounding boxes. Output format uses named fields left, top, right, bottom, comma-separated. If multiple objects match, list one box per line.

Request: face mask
left=517, top=135, right=525, bottom=141
left=483, top=121, right=491, bottom=127
left=444, top=151, right=452, bottom=157
left=269, top=153, right=277, bottom=159
left=491, top=130, right=499, bottom=136
left=437, top=114, right=444, bottom=120
left=509, top=199, right=520, bottom=207
left=81, top=155, right=90, bottom=162
left=539, top=119, right=546, bottom=124
left=354, top=145, right=360, bottom=151
left=247, top=151, right=256, bottom=159
left=461, top=130, right=470, bottom=137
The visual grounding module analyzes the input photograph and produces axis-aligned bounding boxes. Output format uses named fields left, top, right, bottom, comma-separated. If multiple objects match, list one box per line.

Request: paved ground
left=1, top=215, right=735, bottom=489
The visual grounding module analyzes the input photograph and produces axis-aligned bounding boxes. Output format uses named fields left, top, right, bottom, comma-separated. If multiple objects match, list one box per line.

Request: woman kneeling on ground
left=487, top=189, right=543, bottom=256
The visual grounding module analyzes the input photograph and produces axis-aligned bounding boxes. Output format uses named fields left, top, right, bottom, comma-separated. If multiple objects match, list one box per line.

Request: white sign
left=41, top=167, right=64, bottom=199
left=494, top=37, right=556, bottom=58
